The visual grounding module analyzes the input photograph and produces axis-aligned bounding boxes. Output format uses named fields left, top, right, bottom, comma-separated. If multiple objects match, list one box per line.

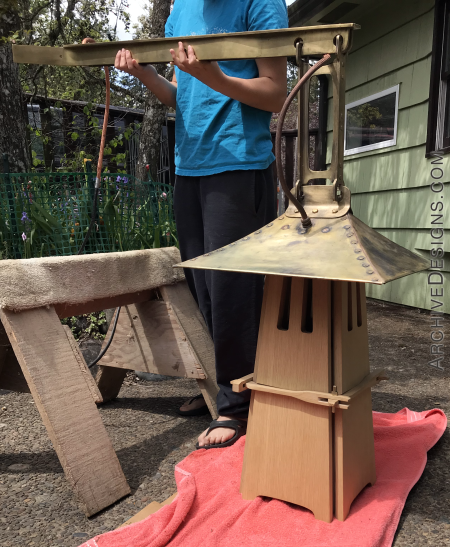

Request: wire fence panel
left=0, top=171, right=176, bottom=260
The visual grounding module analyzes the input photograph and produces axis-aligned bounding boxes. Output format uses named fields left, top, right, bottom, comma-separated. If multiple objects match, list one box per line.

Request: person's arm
left=114, top=49, right=177, bottom=109
left=169, top=42, right=286, bottom=112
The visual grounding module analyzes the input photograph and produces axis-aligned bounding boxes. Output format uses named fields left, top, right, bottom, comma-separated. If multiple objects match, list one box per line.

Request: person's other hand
left=114, top=48, right=150, bottom=78
left=170, top=41, right=224, bottom=87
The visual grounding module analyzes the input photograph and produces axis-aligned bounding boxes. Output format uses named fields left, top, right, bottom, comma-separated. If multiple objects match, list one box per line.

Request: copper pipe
left=96, top=65, right=110, bottom=184
left=275, top=53, right=331, bottom=227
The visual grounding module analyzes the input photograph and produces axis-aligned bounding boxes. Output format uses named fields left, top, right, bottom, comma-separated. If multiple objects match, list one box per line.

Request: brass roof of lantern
left=175, top=210, right=429, bottom=285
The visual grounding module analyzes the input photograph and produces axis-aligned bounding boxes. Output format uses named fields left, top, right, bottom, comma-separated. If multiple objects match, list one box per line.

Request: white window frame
left=344, top=84, right=400, bottom=156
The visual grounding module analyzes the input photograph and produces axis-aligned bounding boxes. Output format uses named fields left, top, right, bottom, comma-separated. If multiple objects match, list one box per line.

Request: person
left=115, top=0, right=288, bottom=448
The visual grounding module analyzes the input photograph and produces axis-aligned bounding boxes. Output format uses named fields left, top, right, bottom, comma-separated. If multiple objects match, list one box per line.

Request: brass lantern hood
left=176, top=204, right=428, bottom=285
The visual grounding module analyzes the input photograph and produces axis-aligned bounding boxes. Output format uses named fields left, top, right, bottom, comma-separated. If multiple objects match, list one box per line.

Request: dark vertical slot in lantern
left=301, top=278, right=313, bottom=333
left=356, top=283, right=363, bottom=327
left=277, top=276, right=292, bottom=331
left=347, top=282, right=353, bottom=332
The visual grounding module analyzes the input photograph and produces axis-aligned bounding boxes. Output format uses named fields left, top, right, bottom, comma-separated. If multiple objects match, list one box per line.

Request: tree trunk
left=136, top=0, right=172, bottom=182
left=0, top=2, right=31, bottom=173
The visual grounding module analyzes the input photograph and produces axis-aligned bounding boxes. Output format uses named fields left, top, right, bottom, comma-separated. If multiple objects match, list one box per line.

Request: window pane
left=345, top=92, right=396, bottom=151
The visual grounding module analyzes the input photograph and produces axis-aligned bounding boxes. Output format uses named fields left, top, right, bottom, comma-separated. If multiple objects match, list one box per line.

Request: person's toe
left=197, top=417, right=242, bottom=448
left=207, top=427, right=235, bottom=446
left=197, top=430, right=207, bottom=447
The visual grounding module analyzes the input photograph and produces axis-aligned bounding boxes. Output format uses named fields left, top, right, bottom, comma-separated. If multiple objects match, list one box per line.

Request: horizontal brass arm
left=231, top=369, right=388, bottom=410
left=13, top=24, right=358, bottom=66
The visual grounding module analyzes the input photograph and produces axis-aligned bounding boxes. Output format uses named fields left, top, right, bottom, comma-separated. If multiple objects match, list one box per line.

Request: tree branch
left=64, top=0, right=78, bottom=20
left=80, top=66, right=143, bottom=103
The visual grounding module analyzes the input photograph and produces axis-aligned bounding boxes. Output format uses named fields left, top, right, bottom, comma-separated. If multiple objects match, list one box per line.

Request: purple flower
left=21, top=212, right=30, bottom=223
left=116, top=176, right=122, bottom=182
left=123, top=177, right=128, bottom=184
left=22, top=233, right=27, bottom=242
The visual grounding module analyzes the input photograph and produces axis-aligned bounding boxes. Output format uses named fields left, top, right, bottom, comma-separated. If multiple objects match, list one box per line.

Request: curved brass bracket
left=275, top=47, right=331, bottom=227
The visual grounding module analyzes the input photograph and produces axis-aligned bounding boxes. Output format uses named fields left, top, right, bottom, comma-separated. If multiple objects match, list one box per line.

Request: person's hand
left=169, top=41, right=225, bottom=88
left=114, top=48, right=153, bottom=79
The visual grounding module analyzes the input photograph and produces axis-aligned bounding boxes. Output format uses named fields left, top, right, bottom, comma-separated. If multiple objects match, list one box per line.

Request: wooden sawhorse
left=0, top=249, right=218, bottom=516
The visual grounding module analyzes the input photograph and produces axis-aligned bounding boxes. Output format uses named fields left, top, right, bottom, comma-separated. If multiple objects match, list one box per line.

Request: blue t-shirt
left=165, top=0, right=288, bottom=176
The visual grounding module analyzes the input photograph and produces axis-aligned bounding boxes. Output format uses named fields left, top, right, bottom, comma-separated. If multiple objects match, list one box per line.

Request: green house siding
left=307, top=0, right=449, bottom=312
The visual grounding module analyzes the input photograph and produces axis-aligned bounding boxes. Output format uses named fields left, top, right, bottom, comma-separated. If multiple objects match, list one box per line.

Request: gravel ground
left=0, top=299, right=448, bottom=546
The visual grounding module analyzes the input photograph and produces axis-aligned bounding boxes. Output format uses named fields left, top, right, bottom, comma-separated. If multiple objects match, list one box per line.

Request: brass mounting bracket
left=285, top=183, right=351, bottom=219
left=293, top=34, right=347, bottom=207
left=231, top=369, right=388, bottom=412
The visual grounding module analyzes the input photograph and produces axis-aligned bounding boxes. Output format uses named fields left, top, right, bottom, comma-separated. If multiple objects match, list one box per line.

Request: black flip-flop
left=176, top=394, right=209, bottom=417
left=196, top=419, right=247, bottom=450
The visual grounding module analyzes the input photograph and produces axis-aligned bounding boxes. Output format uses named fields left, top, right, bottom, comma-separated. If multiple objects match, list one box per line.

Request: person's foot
left=177, top=394, right=209, bottom=416
left=197, top=416, right=247, bottom=447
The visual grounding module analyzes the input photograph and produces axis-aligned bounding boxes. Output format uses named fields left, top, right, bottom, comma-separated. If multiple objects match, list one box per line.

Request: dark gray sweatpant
left=173, top=166, right=277, bottom=419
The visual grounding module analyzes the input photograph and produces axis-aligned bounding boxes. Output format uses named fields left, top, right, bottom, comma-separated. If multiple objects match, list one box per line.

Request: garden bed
left=0, top=171, right=176, bottom=260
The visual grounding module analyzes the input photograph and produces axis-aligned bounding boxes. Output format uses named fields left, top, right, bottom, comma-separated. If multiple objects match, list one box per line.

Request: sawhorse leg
left=0, top=307, right=130, bottom=516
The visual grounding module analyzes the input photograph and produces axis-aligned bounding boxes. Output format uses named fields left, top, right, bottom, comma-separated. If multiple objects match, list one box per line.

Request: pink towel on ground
left=81, top=408, right=446, bottom=547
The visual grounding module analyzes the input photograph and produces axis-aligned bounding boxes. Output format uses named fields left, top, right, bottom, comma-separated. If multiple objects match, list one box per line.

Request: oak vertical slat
left=241, top=390, right=333, bottom=523
left=334, top=391, right=376, bottom=521
left=241, top=276, right=334, bottom=522
left=255, top=276, right=331, bottom=392
left=332, top=280, right=376, bottom=521
left=333, top=281, right=370, bottom=394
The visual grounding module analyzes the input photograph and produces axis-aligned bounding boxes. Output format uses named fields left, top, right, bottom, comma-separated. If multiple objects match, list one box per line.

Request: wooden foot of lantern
left=232, top=276, right=385, bottom=522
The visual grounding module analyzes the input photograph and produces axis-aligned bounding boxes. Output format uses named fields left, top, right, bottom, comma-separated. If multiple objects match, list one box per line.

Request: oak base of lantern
left=232, top=276, right=385, bottom=523
left=233, top=373, right=383, bottom=522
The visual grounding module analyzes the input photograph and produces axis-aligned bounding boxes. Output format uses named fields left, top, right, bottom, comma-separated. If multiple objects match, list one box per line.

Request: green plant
left=61, top=311, right=108, bottom=341
left=0, top=171, right=176, bottom=259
